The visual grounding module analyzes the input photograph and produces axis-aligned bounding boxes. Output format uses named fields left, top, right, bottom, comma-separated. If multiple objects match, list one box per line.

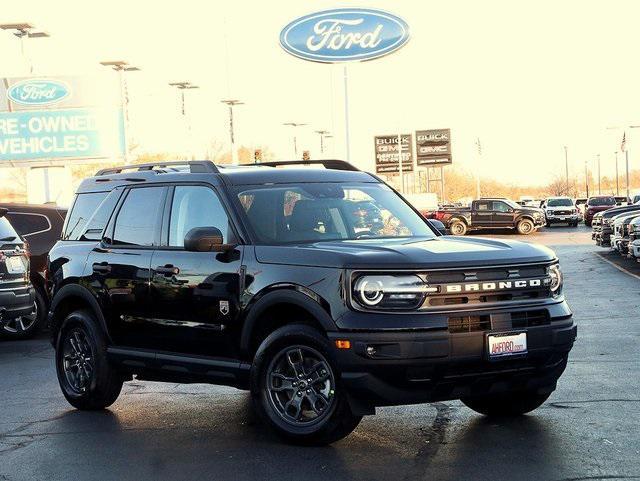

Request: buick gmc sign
left=7, top=79, right=70, bottom=106
left=279, top=8, right=410, bottom=63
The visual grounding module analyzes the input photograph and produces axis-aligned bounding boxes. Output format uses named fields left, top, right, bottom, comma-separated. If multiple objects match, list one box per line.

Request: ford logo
left=280, top=8, right=410, bottom=63
left=7, top=79, right=70, bottom=106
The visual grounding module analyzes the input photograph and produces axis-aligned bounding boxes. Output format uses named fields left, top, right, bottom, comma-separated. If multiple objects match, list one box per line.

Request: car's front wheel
left=516, top=218, right=535, bottom=235
left=462, top=390, right=551, bottom=416
left=449, top=219, right=467, bottom=236
left=55, top=310, right=123, bottom=410
left=251, top=324, right=362, bottom=445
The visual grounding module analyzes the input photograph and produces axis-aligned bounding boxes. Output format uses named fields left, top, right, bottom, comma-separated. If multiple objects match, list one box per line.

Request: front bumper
left=630, top=239, right=640, bottom=259
left=0, top=285, right=35, bottom=322
left=329, top=301, right=575, bottom=413
left=546, top=214, right=579, bottom=224
left=595, top=227, right=612, bottom=246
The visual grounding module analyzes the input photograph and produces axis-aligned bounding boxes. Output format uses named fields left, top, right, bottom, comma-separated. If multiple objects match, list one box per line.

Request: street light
left=283, top=122, right=307, bottom=158
left=169, top=82, right=200, bottom=159
left=563, top=146, right=569, bottom=194
left=100, top=61, right=141, bottom=162
left=1, top=23, right=50, bottom=74
left=221, top=99, right=244, bottom=166
left=314, top=130, right=330, bottom=155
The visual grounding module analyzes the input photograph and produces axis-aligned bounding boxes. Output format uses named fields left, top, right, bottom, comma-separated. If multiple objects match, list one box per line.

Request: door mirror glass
left=184, top=226, right=228, bottom=252
left=428, top=219, right=448, bottom=236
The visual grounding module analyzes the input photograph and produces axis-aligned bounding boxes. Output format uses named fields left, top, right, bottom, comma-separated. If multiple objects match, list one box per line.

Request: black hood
left=601, top=204, right=640, bottom=219
left=255, top=236, right=556, bottom=269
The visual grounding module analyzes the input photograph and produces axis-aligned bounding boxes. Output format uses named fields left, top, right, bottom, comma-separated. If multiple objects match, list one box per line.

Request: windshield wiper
left=0, top=236, right=17, bottom=241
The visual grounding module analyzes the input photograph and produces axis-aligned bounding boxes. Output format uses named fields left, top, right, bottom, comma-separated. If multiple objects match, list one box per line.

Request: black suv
left=0, top=208, right=36, bottom=339
left=48, top=160, right=576, bottom=445
left=0, top=203, right=67, bottom=338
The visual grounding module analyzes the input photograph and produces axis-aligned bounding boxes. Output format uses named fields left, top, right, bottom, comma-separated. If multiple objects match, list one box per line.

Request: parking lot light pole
left=315, top=130, right=330, bottom=155
left=169, top=82, right=199, bottom=159
left=0, top=23, right=49, bottom=74
left=221, top=99, right=244, bottom=166
left=283, top=122, right=307, bottom=158
left=100, top=61, right=140, bottom=162
left=584, top=160, right=589, bottom=198
left=564, top=146, right=569, bottom=194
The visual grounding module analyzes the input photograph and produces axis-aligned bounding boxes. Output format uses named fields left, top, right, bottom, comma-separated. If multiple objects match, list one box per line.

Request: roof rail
left=258, top=159, right=360, bottom=172
left=95, top=161, right=219, bottom=176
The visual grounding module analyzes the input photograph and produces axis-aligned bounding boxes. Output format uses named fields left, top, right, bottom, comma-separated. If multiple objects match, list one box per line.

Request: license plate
left=558, top=216, right=567, bottom=220
left=487, top=332, right=527, bottom=359
left=6, top=256, right=25, bottom=274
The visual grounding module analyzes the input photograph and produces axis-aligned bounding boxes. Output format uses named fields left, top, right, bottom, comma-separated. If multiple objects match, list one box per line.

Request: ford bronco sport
left=48, top=160, right=576, bottom=445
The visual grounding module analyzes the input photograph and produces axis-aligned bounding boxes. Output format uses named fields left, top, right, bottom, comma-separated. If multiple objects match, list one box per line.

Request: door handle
left=92, top=262, right=111, bottom=274
left=156, top=265, right=180, bottom=276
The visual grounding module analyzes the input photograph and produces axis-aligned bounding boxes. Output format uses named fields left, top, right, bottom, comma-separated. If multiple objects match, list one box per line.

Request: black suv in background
left=0, top=203, right=67, bottom=338
left=48, top=160, right=576, bottom=445
left=0, top=209, right=36, bottom=339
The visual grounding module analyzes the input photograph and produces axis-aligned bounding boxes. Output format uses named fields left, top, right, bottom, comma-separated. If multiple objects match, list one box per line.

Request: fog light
left=335, top=340, right=351, bottom=349
left=366, top=346, right=377, bottom=357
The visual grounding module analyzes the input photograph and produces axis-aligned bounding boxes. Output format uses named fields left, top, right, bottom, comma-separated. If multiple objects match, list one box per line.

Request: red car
left=584, top=195, right=617, bottom=226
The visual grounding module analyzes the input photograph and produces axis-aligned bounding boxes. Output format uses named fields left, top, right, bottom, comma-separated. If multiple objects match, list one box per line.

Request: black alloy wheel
left=61, top=327, right=95, bottom=395
left=266, top=345, right=336, bottom=426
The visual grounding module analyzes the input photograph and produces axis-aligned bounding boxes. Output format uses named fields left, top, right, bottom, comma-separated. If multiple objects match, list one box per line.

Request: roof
left=76, top=160, right=378, bottom=193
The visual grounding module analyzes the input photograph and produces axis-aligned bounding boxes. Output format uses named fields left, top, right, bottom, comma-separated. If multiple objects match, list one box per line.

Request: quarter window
left=112, top=187, right=165, bottom=246
left=64, top=192, right=108, bottom=240
left=168, top=186, right=230, bottom=247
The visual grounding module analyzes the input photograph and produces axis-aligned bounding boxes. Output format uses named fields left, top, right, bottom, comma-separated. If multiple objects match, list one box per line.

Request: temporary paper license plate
left=487, top=332, right=527, bottom=359
left=6, top=256, right=25, bottom=274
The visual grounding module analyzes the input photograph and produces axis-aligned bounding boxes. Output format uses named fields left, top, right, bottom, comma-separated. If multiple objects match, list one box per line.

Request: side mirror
left=184, top=226, right=231, bottom=252
left=428, top=219, right=448, bottom=236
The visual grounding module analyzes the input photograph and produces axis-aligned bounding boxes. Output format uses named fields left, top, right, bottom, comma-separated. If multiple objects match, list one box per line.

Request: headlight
left=352, top=274, right=436, bottom=310
left=548, top=264, right=563, bottom=295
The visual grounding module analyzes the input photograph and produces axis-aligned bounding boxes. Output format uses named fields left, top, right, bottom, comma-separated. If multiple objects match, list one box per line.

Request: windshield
left=502, top=199, right=521, bottom=209
left=589, top=196, right=615, bottom=206
left=236, top=183, right=436, bottom=244
left=547, top=198, right=573, bottom=207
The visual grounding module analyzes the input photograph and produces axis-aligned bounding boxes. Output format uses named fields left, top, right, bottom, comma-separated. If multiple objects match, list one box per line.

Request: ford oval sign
left=280, top=8, right=410, bottom=63
left=7, top=79, right=70, bottom=106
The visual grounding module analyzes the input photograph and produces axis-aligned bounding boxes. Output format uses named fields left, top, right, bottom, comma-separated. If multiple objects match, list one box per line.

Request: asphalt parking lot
left=1, top=224, right=639, bottom=481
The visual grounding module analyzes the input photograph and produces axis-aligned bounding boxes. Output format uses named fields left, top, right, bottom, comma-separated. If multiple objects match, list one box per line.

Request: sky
left=2, top=0, right=640, bottom=185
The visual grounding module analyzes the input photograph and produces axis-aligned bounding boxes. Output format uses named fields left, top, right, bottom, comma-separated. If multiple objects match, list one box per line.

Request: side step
left=107, top=347, right=250, bottom=388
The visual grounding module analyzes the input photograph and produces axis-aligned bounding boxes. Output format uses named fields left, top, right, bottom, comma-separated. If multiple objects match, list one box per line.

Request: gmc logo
left=445, top=278, right=549, bottom=293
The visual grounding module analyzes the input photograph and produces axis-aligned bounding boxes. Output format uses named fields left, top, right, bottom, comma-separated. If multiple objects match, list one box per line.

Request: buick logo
left=7, top=79, right=70, bottom=106
left=280, top=8, right=410, bottom=63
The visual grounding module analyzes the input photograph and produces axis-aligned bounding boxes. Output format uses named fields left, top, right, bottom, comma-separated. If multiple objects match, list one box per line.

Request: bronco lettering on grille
left=445, top=278, right=547, bottom=293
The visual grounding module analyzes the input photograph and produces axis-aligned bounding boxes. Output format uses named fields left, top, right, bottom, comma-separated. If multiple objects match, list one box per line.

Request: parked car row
left=0, top=203, right=66, bottom=339
left=591, top=199, right=640, bottom=259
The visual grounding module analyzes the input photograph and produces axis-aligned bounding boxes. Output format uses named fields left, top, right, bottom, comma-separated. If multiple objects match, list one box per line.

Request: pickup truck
left=437, top=198, right=545, bottom=235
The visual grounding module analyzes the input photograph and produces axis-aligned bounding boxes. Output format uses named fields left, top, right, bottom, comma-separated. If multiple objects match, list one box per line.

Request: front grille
left=448, top=309, right=550, bottom=334
left=511, top=310, right=550, bottom=328
left=420, top=264, right=553, bottom=310
left=448, top=315, right=491, bottom=333
left=553, top=210, right=572, bottom=216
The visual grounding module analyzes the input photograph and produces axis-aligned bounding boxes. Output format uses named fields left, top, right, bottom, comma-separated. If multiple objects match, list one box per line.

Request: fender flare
left=239, top=287, right=337, bottom=356
left=447, top=216, right=469, bottom=227
left=516, top=215, right=535, bottom=224
left=49, top=284, right=110, bottom=342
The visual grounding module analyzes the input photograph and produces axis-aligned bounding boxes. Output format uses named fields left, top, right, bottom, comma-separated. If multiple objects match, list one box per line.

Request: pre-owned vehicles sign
left=279, top=8, right=410, bottom=63
left=415, top=129, right=452, bottom=165
left=0, top=76, right=124, bottom=162
left=374, top=134, right=413, bottom=173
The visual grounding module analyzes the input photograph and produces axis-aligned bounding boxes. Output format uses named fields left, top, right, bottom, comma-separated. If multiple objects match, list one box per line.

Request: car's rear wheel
left=462, top=390, right=551, bottom=416
left=516, top=218, right=535, bottom=235
left=0, top=289, right=44, bottom=340
left=450, top=219, right=467, bottom=236
left=55, top=310, right=123, bottom=410
left=251, top=324, right=362, bottom=445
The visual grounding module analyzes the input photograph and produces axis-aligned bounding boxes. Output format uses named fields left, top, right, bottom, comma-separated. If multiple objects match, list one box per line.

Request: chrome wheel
left=62, top=328, right=94, bottom=394
left=2, top=302, right=37, bottom=334
left=266, top=345, right=336, bottom=426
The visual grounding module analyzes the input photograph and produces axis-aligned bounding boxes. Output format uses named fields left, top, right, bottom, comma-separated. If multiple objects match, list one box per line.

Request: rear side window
left=112, top=187, right=165, bottom=247
left=64, top=192, right=108, bottom=240
left=5, top=213, right=50, bottom=237
left=0, top=217, right=19, bottom=241
left=80, top=190, right=122, bottom=241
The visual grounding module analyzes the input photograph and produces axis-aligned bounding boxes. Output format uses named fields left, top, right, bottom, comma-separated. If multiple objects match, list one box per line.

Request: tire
left=516, top=218, right=535, bottom=235
left=572, top=222, right=579, bottom=228
left=449, top=219, right=467, bottom=236
left=462, top=390, right=551, bottom=416
left=55, top=310, right=123, bottom=410
left=585, top=220, right=592, bottom=227
left=251, top=324, right=362, bottom=445
left=0, top=288, right=45, bottom=340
